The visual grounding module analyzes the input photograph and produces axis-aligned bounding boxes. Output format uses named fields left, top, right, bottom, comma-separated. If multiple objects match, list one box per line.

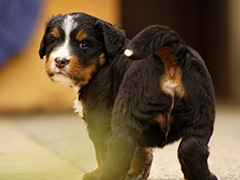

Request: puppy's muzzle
left=54, top=57, right=70, bottom=68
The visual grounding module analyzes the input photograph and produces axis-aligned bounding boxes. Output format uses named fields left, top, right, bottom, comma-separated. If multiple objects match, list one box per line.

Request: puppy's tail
left=124, top=25, right=187, bottom=61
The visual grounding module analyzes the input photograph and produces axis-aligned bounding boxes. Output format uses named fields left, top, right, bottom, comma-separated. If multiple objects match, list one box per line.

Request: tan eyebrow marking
left=51, top=27, right=60, bottom=38
left=76, top=29, right=87, bottom=42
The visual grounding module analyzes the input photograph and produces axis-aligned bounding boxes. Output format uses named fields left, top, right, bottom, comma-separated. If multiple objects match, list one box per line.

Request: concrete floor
left=0, top=105, right=239, bottom=180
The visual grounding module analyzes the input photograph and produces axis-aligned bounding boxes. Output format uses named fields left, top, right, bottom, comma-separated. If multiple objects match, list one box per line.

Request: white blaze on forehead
left=62, top=15, right=78, bottom=40
left=51, top=15, right=78, bottom=61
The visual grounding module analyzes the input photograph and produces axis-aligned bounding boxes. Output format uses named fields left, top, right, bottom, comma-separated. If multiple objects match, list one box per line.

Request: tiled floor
left=0, top=105, right=239, bottom=180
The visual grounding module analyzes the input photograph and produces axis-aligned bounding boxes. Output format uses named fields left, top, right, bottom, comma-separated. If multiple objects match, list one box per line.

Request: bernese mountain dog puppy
left=39, top=12, right=218, bottom=180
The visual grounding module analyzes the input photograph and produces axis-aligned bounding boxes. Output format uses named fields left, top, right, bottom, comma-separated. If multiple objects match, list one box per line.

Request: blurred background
left=0, top=0, right=239, bottom=113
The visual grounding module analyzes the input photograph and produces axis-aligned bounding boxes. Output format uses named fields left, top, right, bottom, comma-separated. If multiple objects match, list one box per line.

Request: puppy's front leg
left=83, top=112, right=112, bottom=180
left=82, top=135, right=106, bottom=180
left=98, top=127, right=137, bottom=180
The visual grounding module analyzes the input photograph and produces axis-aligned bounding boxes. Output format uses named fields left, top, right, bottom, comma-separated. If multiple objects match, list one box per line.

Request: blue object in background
left=0, top=0, right=42, bottom=67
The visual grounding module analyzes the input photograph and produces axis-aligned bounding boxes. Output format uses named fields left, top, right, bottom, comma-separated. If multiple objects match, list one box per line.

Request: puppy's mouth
left=45, top=53, right=104, bottom=90
left=47, top=66, right=75, bottom=89
left=51, top=66, right=67, bottom=76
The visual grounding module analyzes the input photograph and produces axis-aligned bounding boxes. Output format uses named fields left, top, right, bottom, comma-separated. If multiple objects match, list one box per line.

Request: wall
left=0, top=0, right=121, bottom=113
left=229, top=0, right=240, bottom=102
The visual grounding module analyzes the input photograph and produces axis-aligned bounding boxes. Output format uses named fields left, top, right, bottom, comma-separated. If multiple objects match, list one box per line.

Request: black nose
left=54, top=57, right=70, bottom=68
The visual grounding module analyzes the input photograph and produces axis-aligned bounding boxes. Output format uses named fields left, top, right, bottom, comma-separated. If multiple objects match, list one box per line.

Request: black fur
left=126, top=25, right=185, bottom=60
left=95, top=20, right=126, bottom=58
left=39, top=13, right=217, bottom=180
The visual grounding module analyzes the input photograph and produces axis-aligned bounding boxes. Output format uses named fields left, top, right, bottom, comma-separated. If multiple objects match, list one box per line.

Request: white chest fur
left=50, top=72, right=84, bottom=117
left=73, top=98, right=84, bottom=118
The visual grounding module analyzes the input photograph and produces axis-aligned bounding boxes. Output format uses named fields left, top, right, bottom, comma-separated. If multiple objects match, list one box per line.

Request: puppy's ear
left=39, top=36, right=46, bottom=59
left=95, top=20, right=126, bottom=58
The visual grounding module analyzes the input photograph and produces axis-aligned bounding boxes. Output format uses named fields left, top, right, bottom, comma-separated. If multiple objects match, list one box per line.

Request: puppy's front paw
left=83, top=168, right=102, bottom=180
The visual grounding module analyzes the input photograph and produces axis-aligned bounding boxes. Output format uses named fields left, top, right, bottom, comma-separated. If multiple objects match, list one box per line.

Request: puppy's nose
left=54, top=57, right=70, bottom=68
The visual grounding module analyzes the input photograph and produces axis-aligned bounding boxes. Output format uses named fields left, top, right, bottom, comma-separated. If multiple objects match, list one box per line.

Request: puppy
left=39, top=12, right=218, bottom=180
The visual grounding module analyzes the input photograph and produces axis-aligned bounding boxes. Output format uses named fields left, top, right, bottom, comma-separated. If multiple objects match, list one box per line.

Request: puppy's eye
left=53, top=39, right=58, bottom=43
left=80, top=42, right=89, bottom=49
left=50, top=37, right=58, bottom=44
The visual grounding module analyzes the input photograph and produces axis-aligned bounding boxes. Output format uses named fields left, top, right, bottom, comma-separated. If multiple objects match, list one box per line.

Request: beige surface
left=0, top=105, right=239, bottom=180
left=0, top=118, right=82, bottom=180
left=0, top=0, right=121, bottom=113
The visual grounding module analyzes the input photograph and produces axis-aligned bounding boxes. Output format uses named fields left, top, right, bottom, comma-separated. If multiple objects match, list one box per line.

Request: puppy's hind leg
left=178, top=137, right=218, bottom=180
left=126, top=147, right=153, bottom=180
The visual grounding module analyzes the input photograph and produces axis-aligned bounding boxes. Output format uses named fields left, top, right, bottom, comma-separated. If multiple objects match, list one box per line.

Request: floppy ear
left=39, top=35, right=46, bottom=59
left=95, top=20, right=126, bottom=58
